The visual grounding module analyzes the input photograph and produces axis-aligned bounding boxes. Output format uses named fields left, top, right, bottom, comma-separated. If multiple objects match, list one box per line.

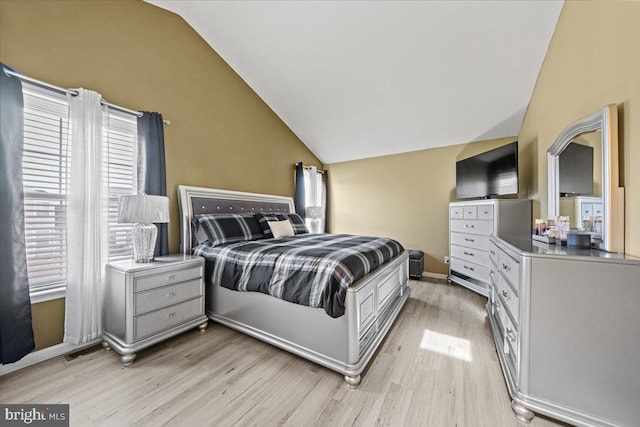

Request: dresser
left=488, top=236, right=640, bottom=426
left=102, top=254, right=208, bottom=366
left=448, top=199, right=531, bottom=296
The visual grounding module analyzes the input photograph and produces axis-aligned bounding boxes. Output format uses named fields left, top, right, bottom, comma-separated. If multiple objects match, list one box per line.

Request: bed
left=177, top=185, right=410, bottom=387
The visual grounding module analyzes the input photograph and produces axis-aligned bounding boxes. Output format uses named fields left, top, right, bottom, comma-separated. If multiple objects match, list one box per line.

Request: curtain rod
left=300, top=164, right=325, bottom=174
left=3, top=67, right=170, bottom=125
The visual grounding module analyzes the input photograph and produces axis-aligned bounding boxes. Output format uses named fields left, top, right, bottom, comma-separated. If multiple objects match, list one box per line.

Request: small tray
left=532, top=234, right=556, bottom=244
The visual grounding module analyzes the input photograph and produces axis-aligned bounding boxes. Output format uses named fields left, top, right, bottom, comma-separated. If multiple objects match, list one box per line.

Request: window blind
left=104, top=110, right=137, bottom=262
left=22, top=83, right=70, bottom=290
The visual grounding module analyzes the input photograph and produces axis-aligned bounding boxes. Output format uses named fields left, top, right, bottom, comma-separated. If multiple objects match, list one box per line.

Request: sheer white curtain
left=64, top=89, right=109, bottom=345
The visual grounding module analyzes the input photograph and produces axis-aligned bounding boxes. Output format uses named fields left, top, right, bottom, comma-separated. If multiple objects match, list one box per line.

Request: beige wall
left=326, top=137, right=518, bottom=275
left=519, top=1, right=640, bottom=257
left=0, top=0, right=319, bottom=349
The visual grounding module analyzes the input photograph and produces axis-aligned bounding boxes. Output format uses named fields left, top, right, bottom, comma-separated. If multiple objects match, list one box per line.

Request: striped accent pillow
left=194, top=213, right=264, bottom=246
left=254, top=213, right=309, bottom=237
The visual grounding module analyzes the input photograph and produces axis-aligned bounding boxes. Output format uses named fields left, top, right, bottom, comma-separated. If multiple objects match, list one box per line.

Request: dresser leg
left=344, top=374, right=361, bottom=389
left=121, top=353, right=137, bottom=367
left=511, top=400, right=535, bottom=424
left=198, top=321, right=209, bottom=332
left=102, top=341, right=112, bottom=351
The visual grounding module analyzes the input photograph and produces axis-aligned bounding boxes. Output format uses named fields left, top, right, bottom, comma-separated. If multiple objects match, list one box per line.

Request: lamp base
left=132, top=223, right=157, bottom=263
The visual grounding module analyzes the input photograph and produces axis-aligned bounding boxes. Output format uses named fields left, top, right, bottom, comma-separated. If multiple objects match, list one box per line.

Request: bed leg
left=511, top=400, right=535, bottom=424
left=344, top=374, right=361, bottom=389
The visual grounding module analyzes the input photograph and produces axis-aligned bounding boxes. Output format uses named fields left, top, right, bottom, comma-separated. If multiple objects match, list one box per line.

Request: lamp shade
left=118, top=195, right=170, bottom=224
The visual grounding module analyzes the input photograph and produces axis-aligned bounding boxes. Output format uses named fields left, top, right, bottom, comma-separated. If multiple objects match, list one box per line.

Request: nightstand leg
left=198, top=321, right=209, bottom=332
left=344, top=374, right=361, bottom=389
left=121, top=353, right=137, bottom=367
left=102, top=341, right=112, bottom=351
left=511, top=400, right=534, bottom=424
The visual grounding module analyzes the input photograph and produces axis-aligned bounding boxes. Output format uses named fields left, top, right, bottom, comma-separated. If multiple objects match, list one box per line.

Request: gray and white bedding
left=193, top=233, right=404, bottom=318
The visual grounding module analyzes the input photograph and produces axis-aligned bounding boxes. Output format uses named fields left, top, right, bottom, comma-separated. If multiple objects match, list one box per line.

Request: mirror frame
left=547, top=104, right=624, bottom=253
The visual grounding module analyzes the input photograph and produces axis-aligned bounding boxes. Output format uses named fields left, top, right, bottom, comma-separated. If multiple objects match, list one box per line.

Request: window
left=21, top=82, right=138, bottom=298
left=302, top=167, right=326, bottom=233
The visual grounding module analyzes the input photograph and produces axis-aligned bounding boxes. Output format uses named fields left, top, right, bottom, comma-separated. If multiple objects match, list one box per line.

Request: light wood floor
left=1, top=281, right=566, bottom=427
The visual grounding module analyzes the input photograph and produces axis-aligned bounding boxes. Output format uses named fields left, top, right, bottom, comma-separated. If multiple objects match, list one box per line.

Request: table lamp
left=118, top=194, right=170, bottom=262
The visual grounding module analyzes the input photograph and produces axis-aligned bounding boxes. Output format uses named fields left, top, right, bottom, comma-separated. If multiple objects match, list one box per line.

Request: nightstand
left=102, top=254, right=208, bottom=366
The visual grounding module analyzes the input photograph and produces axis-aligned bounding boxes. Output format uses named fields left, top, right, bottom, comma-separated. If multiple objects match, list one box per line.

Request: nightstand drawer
left=134, top=266, right=202, bottom=292
left=134, top=297, right=203, bottom=340
left=134, top=279, right=202, bottom=315
left=478, top=205, right=494, bottom=220
left=463, top=205, right=478, bottom=219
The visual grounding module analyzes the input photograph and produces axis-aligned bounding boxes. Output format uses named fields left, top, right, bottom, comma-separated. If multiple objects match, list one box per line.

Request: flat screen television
left=456, top=141, right=518, bottom=199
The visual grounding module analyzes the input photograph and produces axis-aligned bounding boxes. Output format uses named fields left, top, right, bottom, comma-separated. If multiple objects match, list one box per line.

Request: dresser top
left=107, top=254, right=203, bottom=273
left=496, top=235, right=640, bottom=265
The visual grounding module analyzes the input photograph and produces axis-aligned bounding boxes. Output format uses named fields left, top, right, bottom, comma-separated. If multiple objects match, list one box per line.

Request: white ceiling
left=148, top=1, right=563, bottom=164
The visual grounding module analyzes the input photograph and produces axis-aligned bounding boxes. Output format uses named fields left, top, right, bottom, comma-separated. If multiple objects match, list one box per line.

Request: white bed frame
left=177, top=185, right=410, bottom=387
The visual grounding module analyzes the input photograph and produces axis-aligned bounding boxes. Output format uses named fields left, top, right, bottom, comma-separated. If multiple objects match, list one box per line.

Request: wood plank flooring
left=0, top=281, right=566, bottom=427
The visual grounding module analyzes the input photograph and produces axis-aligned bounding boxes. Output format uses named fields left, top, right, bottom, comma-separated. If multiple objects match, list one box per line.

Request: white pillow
left=267, top=220, right=295, bottom=238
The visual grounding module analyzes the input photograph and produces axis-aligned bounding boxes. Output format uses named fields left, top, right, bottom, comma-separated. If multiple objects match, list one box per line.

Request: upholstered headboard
left=177, top=185, right=295, bottom=254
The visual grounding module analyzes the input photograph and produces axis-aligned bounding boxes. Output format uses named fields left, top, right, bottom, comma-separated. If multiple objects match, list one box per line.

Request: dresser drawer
left=497, top=274, right=519, bottom=327
left=134, top=297, right=203, bottom=341
left=134, top=266, right=202, bottom=292
left=450, top=206, right=463, bottom=219
left=450, top=245, right=489, bottom=267
left=451, top=257, right=489, bottom=283
left=463, top=205, right=478, bottom=219
left=489, top=241, right=499, bottom=267
left=134, top=279, right=203, bottom=315
left=478, top=205, right=494, bottom=220
left=450, top=232, right=489, bottom=251
left=503, top=307, right=518, bottom=371
left=498, top=250, right=520, bottom=293
left=450, top=219, right=493, bottom=236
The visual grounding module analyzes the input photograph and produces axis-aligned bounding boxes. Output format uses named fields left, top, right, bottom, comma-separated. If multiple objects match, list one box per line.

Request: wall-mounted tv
left=456, top=141, right=518, bottom=199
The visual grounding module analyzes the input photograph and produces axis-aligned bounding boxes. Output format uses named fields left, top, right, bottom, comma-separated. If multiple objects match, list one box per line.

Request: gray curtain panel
left=137, top=112, right=169, bottom=257
left=0, top=63, right=35, bottom=364
left=294, top=162, right=306, bottom=218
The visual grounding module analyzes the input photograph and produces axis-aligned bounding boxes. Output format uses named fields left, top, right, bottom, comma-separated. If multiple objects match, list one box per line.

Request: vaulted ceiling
left=148, top=1, right=563, bottom=164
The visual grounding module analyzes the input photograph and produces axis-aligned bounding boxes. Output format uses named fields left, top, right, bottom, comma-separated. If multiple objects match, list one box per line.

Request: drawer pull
left=506, top=327, right=516, bottom=342
left=168, top=291, right=177, bottom=298
left=168, top=274, right=177, bottom=280
left=463, top=265, right=475, bottom=272
left=490, top=250, right=496, bottom=256
left=502, top=263, right=511, bottom=273
left=464, top=238, right=475, bottom=243
left=168, top=311, right=176, bottom=318
left=490, top=270, right=495, bottom=276
left=464, top=224, right=475, bottom=229
left=501, top=290, right=510, bottom=300
left=463, top=251, right=474, bottom=257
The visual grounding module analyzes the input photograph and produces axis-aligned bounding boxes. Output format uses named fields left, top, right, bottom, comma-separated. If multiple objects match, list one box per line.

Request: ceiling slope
left=148, top=0, right=562, bottom=164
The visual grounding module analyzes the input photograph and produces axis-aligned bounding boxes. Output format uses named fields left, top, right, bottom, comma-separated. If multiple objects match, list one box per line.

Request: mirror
left=547, top=105, right=624, bottom=253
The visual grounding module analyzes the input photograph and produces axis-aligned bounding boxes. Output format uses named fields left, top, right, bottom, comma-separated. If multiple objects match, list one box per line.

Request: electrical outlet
left=444, top=256, right=450, bottom=264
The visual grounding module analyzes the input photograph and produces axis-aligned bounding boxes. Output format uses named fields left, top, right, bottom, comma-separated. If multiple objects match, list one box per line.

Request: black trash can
left=408, top=249, right=424, bottom=279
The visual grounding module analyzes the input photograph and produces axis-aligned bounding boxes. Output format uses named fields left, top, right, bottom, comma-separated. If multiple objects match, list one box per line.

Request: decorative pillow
left=191, top=218, right=211, bottom=245
left=267, top=220, right=295, bottom=238
left=254, top=212, right=309, bottom=237
left=193, top=213, right=264, bottom=246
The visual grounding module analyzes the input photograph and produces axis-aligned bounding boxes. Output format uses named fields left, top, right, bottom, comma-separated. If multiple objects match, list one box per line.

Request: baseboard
left=422, top=271, right=448, bottom=280
left=0, top=339, right=101, bottom=376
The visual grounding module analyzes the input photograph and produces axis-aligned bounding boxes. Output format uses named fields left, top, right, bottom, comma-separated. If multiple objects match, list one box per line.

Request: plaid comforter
left=193, top=233, right=404, bottom=318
